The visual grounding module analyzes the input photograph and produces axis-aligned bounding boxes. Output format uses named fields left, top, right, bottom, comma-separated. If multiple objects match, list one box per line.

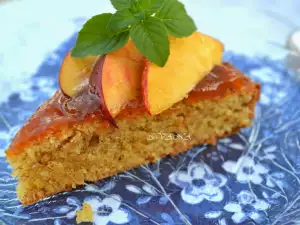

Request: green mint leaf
left=138, top=0, right=164, bottom=14
left=156, top=0, right=197, bottom=38
left=110, top=0, right=142, bottom=14
left=110, top=0, right=134, bottom=10
left=108, top=9, right=141, bottom=31
left=130, top=18, right=169, bottom=67
left=71, top=13, right=129, bottom=57
left=134, top=11, right=146, bottom=20
left=72, top=31, right=129, bottom=57
left=130, top=0, right=142, bottom=13
left=75, top=13, right=115, bottom=36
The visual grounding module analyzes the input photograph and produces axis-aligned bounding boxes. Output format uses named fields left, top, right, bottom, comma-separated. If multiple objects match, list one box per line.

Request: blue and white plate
left=0, top=1, right=300, bottom=224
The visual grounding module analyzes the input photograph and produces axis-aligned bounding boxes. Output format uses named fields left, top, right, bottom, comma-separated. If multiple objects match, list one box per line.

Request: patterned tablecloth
left=0, top=1, right=300, bottom=224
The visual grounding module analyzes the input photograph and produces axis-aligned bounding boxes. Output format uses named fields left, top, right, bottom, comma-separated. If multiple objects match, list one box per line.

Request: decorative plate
left=1, top=1, right=300, bottom=225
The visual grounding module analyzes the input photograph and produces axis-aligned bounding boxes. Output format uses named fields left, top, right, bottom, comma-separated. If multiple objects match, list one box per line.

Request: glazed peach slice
left=142, top=32, right=224, bottom=115
left=92, top=41, right=144, bottom=127
left=59, top=52, right=97, bottom=97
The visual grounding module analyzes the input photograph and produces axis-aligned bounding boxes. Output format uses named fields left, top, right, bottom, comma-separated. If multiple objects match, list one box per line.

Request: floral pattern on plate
left=0, top=37, right=300, bottom=225
left=169, top=163, right=227, bottom=205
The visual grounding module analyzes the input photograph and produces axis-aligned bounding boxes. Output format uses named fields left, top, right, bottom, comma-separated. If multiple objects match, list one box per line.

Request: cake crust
left=6, top=63, right=260, bottom=205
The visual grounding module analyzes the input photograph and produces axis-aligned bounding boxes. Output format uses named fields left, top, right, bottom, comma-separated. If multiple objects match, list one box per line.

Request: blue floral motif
left=83, top=195, right=131, bottom=225
left=224, top=190, right=269, bottom=223
left=53, top=196, right=81, bottom=219
left=222, top=156, right=269, bottom=185
left=169, top=163, right=227, bottom=204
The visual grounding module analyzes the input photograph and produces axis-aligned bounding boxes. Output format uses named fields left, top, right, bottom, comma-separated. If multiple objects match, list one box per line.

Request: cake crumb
left=76, top=202, right=93, bottom=224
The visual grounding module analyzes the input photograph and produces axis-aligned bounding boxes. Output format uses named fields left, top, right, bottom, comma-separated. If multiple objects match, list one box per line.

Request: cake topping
left=7, top=63, right=255, bottom=156
left=59, top=52, right=96, bottom=97
left=58, top=0, right=225, bottom=126
left=71, top=0, right=197, bottom=67
left=91, top=40, right=144, bottom=127
left=142, top=33, right=223, bottom=115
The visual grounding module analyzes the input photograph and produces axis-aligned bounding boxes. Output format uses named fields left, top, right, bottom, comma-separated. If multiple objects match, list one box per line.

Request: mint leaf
left=139, top=0, right=164, bottom=14
left=75, top=13, right=115, bottom=36
left=130, top=0, right=142, bottom=13
left=134, top=11, right=146, bottom=20
left=156, top=0, right=197, bottom=38
left=130, top=18, right=169, bottom=67
left=110, top=0, right=134, bottom=10
left=108, top=9, right=140, bottom=31
left=72, top=32, right=129, bottom=57
left=71, top=14, right=129, bottom=57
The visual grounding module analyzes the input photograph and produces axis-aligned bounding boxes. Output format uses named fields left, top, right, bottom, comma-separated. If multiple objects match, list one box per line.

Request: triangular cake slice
left=6, top=62, right=260, bottom=205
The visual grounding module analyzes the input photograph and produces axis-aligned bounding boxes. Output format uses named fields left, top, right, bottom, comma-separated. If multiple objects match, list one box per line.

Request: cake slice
left=6, top=62, right=260, bottom=205
left=6, top=0, right=261, bottom=206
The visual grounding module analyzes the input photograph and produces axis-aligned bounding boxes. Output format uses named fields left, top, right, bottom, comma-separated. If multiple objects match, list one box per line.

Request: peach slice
left=142, top=32, right=224, bottom=115
left=92, top=41, right=144, bottom=126
left=59, top=52, right=97, bottom=97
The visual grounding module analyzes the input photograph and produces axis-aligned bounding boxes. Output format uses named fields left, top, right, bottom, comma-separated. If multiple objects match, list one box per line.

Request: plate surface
left=1, top=1, right=300, bottom=225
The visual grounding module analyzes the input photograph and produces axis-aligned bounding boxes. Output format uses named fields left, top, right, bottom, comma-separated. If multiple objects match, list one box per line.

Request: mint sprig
left=71, top=14, right=129, bottom=57
left=108, top=9, right=141, bottom=31
left=131, top=18, right=169, bottom=67
left=156, top=0, right=197, bottom=38
left=72, top=0, right=197, bottom=67
left=139, top=0, right=163, bottom=15
left=110, top=0, right=134, bottom=10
